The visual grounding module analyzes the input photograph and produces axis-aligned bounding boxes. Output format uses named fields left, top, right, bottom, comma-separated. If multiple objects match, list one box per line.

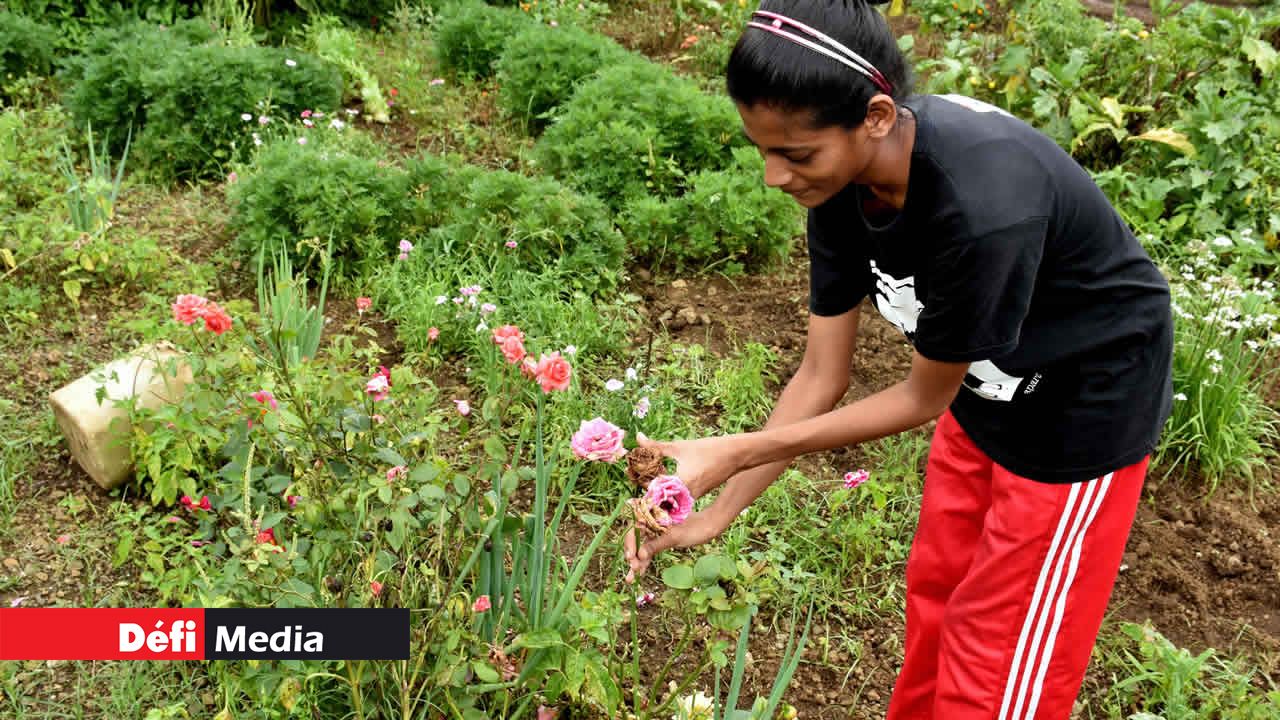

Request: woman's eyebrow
left=740, top=127, right=810, bottom=153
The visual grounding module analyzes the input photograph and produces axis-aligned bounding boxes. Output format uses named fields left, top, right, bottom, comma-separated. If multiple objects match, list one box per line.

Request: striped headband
left=747, top=9, right=893, bottom=95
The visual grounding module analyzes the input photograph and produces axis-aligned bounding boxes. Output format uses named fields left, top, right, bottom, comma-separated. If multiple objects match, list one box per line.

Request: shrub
left=620, top=148, right=800, bottom=273
left=495, top=23, right=631, bottom=132
left=424, top=167, right=626, bottom=290
left=63, top=20, right=342, bottom=181
left=229, top=134, right=412, bottom=278
left=402, top=152, right=483, bottom=228
left=0, top=13, right=57, bottom=88
left=292, top=0, right=401, bottom=25
left=534, top=60, right=743, bottom=207
left=434, top=0, right=534, bottom=79
left=138, top=45, right=342, bottom=180
left=62, top=20, right=218, bottom=155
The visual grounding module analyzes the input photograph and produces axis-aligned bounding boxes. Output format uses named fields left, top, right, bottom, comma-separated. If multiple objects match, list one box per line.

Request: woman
left=623, top=1, right=1174, bottom=718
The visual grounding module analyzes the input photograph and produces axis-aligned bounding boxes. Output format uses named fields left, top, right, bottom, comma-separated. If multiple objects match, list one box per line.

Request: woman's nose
left=763, top=154, right=792, bottom=188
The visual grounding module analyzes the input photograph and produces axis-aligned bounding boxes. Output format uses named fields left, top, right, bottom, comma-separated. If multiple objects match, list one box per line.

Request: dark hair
left=726, top=0, right=912, bottom=128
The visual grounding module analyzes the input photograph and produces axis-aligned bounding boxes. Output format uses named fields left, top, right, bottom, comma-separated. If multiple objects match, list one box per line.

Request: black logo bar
left=204, top=609, right=409, bottom=660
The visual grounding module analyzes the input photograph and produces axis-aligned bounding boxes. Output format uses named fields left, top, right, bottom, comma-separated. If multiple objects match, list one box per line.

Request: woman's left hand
left=635, top=431, right=750, bottom=499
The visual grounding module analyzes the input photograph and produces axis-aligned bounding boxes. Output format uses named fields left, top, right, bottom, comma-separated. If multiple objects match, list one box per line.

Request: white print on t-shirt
left=870, top=260, right=924, bottom=337
left=936, top=94, right=1014, bottom=118
left=868, top=260, right=1027, bottom=402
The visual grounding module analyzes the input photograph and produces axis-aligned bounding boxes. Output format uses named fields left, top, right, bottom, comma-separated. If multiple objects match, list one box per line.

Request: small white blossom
left=605, top=379, right=624, bottom=392
left=563, top=345, right=577, bottom=355
left=1174, top=392, right=1188, bottom=401
left=285, top=58, right=297, bottom=67
left=625, top=367, right=638, bottom=381
left=435, top=295, right=448, bottom=305
left=241, top=113, right=252, bottom=121
left=1212, top=236, right=1232, bottom=248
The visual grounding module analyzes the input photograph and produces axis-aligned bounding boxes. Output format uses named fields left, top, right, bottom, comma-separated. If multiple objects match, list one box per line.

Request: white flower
left=285, top=58, right=297, bottom=67
left=1207, top=349, right=1223, bottom=362
left=480, top=303, right=496, bottom=314
left=1174, top=392, right=1188, bottom=401
left=241, top=113, right=252, bottom=121
left=435, top=295, right=448, bottom=305
left=297, top=137, right=308, bottom=145
left=563, top=345, right=577, bottom=355
left=625, top=367, right=638, bottom=381
left=1210, top=363, right=1222, bottom=374
left=1212, top=236, right=1232, bottom=248
left=476, top=321, right=488, bottom=332
left=252, top=132, right=262, bottom=146
left=1242, top=228, right=1253, bottom=237
left=345, top=108, right=359, bottom=116
left=330, top=118, right=345, bottom=130
left=633, top=396, right=651, bottom=419
left=604, top=379, right=624, bottom=392
left=672, top=691, right=714, bottom=720
left=258, top=115, right=271, bottom=125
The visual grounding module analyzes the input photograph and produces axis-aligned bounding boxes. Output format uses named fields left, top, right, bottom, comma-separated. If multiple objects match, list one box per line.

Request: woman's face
left=736, top=100, right=891, bottom=208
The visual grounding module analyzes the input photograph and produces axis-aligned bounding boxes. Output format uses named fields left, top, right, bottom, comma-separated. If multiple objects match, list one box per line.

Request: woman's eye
left=787, top=153, right=812, bottom=165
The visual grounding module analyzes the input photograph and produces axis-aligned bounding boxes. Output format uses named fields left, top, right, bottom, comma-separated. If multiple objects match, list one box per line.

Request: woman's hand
left=635, top=431, right=750, bottom=499
left=623, top=509, right=727, bottom=582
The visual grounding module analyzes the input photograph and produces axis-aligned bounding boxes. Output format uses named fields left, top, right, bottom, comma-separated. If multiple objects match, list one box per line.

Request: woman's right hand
left=623, top=508, right=728, bottom=583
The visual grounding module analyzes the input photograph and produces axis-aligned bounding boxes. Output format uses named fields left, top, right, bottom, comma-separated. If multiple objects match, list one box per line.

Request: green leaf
left=514, top=629, right=563, bottom=649
left=471, top=660, right=500, bottom=683
left=1243, top=35, right=1278, bottom=76
left=62, top=279, right=82, bottom=306
left=694, top=554, right=724, bottom=585
left=410, top=463, right=440, bottom=485
left=662, top=563, right=694, bottom=590
left=483, top=435, right=506, bottom=462
left=374, top=447, right=406, bottom=467
left=113, top=533, right=134, bottom=568
left=1099, top=97, right=1125, bottom=127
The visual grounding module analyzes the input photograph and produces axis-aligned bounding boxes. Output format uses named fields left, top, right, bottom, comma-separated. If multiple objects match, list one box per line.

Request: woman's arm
left=642, top=350, right=968, bottom=501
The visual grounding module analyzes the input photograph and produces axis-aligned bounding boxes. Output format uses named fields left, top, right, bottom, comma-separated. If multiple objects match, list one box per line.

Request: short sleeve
left=913, top=217, right=1048, bottom=362
left=806, top=209, right=872, bottom=317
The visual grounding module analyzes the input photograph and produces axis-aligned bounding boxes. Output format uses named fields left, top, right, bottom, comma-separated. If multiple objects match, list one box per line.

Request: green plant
left=1095, top=622, right=1279, bottom=719
left=1157, top=245, right=1279, bottom=489
left=137, top=44, right=343, bottom=181
left=622, top=148, right=801, bottom=274
left=0, top=12, right=57, bottom=93
left=254, top=245, right=332, bottom=370
left=434, top=0, right=535, bottom=79
left=229, top=133, right=412, bottom=278
left=296, top=14, right=391, bottom=123
left=534, top=60, right=744, bottom=207
left=61, top=19, right=221, bottom=157
left=57, top=122, right=131, bottom=237
left=495, top=23, right=631, bottom=132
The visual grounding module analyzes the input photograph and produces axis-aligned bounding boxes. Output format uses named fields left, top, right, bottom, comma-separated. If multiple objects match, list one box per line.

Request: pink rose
left=201, top=302, right=233, bottom=335
left=645, top=475, right=693, bottom=526
left=454, top=399, right=471, bottom=416
left=251, top=390, right=278, bottom=410
left=356, top=297, right=372, bottom=313
left=171, top=294, right=208, bottom=325
left=492, top=324, right=524, bottom=345
left=533, top=352, right=572, bottom=394
left=500, top=336, right=526, bottom=364
left=370, top=580, right=383, bottom=596
left=570, top=417, right=627, bottom=463
left=365, top=370, right=391, bottom=402
left=472, top=595, right=491, bottom=612
left=386, top=465, right=407, bottom=481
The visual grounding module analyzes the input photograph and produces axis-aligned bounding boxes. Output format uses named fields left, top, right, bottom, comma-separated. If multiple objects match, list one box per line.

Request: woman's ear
left=863, top=94, right=899, bottom=140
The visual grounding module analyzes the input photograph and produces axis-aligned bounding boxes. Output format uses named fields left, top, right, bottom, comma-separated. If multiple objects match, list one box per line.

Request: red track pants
left=886, top=411, right=1147, bottom=720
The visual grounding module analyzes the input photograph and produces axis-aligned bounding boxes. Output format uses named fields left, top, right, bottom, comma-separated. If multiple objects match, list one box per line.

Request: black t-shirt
left=808, top=94, right=1173, bottom=483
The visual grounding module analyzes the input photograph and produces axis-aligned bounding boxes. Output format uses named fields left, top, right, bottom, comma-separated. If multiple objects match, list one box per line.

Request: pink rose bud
left=843, top=469, right=870, bottom=489
left=356, top=297, right=372, bottom=313
left=454, top=399, right=471, bottom=416
left=472, top=595, right=491, bottom=612
left=645, top=475, right=693, bottom=526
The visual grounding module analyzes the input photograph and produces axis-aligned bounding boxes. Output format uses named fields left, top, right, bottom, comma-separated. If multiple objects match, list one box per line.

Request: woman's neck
left=863, top=108, right=915, bottom=210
